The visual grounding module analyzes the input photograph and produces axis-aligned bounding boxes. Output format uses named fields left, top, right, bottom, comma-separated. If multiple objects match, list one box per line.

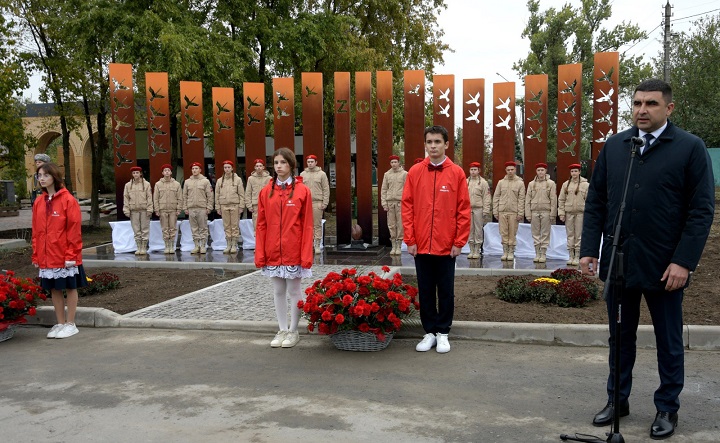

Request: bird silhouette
left=113, top=96, right=130, bottom=111
left=438, top=87, right=451, bottom=102
left=465, top=92, right=481, bottom=107
left=526, top=125, right=542, bottom=142
left=595, top=108, right=614, bottom=125
left=185, top=112, right=200, bottom=125
left=437, top=103, right=450, bottom=117
left=216, top=118, right=232, bottom=131
left=495, top=114, right=511, bottom=130
left=149, top=86, right=165, bottom=101
left=561, top=79, right=577, bottom=96
left=150, top=140, right=168, bottom=157
left=114, top=132, right=131, bottom=148
left=597, top=67, right=614, bottom=85
left=560, top=120, right=577, bottom=135
left=150, top=123, right=167, bottom=137
left=596, top=88, right=615, bottom=105
left=246, top=96, right=260, bottom=109
left=247, top=113, right=261, bottom=125
left=594, top=128, right=614, bottom=143
left=408, top=84, right=421, bottom=95
left=528, top=108, right=543, bottom=123
left=184, top=95, right=199, bottom=109
left=495, top=97, right=511, bottom=112
left=528, top=89, right=543, bottom=104
left=115, top=150, right=132, bottom=167
left=276, top=91, right=289, bottom=103
left=559, top=139, right=577, bottom=156
left=216, top=101, right=231, bottom=115
left=465, top=109, right=481, bottom=123
left=560, top=99, right=577, bottom=117
left=112, top=77, right=129, bottom=91
left=276, top=106, right=290, bottom=118
left=114, top=115, right=131, bottom=131
left=305, top=86, right=318, bottom=97
left=149, top=104, right=166, bottom=119
left=184, top=128, right=201, bottom=143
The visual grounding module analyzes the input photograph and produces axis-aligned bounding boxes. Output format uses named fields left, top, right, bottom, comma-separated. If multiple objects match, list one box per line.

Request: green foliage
left=79, top=272, right=120, bottom=296
left=666, top=13, right=720, bottom=147
left=495, top=275, right=532, bottom=303
left=528, top=279, right=557, bottom=304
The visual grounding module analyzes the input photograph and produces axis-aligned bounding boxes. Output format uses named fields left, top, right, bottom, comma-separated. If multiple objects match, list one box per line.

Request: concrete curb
left=27, top=307, right=720, bottom=350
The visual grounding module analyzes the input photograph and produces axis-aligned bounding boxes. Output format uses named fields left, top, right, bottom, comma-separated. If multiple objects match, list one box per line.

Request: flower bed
left=495, top=269, right=599, bottom=308
left=79, top=272, right=121, bottom=296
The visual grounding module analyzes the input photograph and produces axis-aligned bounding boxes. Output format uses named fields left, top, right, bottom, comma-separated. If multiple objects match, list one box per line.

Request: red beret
left=130, top=166, right=142, bottom=173
left=414, top=158, right=424, bottom=164
left=389, top=155, right=400, bottom=161
left=504, top=161, right=516, bottom=167
left=569, top=163, right=581, bottom=170
left=535, top=162, right=548, bottom=169
left=469, top=162, right=481, bottom=168
left=222, top=160, right=234, bottom=167
left=306, top=155, right=317, bottom=161
left=254, top=158, right=265, bottom=165
left=161, top=164, right=171, bottom=171
left=191, top=162, right=202, bottom=169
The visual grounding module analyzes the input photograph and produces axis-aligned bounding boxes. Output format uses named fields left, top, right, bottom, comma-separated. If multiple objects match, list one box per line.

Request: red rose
left=307, top=323, right=315, bottom=332
left=381, top=266, right=390, bottom=273
left=342, top=294, right=353, bottom=306
left=321, top=310, right=333, bottom=321
left=28, top=307, right=36, bottom=316
left=347, top=269, right=357, bottom=276
left=359, top=323, right=370, bottom=332
left=335, top=314, right=345, bottom=324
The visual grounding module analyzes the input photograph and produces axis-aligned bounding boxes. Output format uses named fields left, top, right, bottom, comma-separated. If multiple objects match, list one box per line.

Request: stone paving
left=125, top=264, right=387, bottom=322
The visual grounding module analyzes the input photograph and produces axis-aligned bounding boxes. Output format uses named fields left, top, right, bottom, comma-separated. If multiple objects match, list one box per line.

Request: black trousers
left=414, top=254, right=456, bottom=334
left=605, top=285, right=684, bottom=413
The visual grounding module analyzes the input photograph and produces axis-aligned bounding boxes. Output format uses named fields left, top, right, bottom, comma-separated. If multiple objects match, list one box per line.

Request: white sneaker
left=436, top=333, right=450, bottom=353
left=55, top=323, right=79, bottom=339
left=416, top=333, right=437, bottom=352
left=46, top=324, right=63, bottom=339
left=270, top=330, right=287, bottom=348
left=281, top=331, right=300, bottom=348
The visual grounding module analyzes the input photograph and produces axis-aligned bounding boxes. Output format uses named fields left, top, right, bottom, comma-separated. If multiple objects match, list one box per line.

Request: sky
left=434, top=0, right=718, bottom=131
left=21, top=0, right=718, bottom=130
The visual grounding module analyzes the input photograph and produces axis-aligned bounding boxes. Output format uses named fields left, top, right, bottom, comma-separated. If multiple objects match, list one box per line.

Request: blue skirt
left=40, top=264, right=89, bottom=291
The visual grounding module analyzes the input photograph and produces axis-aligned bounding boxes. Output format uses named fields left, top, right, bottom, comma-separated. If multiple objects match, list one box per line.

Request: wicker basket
left=0, top=325, right=17, bottom=343
left=330, top=330, right=394, bottom=352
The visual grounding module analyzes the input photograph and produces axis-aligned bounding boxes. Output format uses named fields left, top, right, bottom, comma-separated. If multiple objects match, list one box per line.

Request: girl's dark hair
left=269, top=147, right=296, bottom=198
left=36, top=162, right=65, bottom=191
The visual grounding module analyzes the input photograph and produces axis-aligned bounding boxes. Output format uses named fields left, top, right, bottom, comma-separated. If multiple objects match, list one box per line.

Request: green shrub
left=79, top=272, right=120, bottom=296
left=528, top=279, right=557, bottom=304
left=495, top=276, right=532, bottom=303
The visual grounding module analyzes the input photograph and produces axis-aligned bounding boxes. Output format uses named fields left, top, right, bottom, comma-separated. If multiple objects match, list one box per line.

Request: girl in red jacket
left=255, top=147, right=314, bottom=348
left=31, top=163, right=88, bottom=339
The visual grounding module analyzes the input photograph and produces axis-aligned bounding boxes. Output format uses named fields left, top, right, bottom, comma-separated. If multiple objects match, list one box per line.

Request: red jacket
left=255, top=179, right=314, bottom=269
left=31, top=188, right=83, bottom=268
left=402, top=157, right=471, bottom=255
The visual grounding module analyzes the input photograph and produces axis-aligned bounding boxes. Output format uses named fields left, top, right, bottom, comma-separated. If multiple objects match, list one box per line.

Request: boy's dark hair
left=424, top=125, right=449, bottom=143
left=635, top=79, right=672, bottom=104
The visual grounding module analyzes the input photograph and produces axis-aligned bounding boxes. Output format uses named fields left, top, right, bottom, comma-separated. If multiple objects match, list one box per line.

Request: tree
left=666, top=13, right=720, bottom=147
left=513, top=0, right=651, bottom=160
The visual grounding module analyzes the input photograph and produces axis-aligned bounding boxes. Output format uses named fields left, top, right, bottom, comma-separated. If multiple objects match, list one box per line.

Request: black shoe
left=650, top=411, right=678, bottom=440
left=592, top=401, right=630, bottom=426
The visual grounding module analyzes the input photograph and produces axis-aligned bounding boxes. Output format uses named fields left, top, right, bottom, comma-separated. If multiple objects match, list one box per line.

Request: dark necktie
left=428, top=163, right=443, bottom=172
left=642, top=133, right=654, bottom=154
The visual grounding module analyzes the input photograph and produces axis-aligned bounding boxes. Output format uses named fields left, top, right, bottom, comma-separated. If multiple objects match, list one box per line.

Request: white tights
left=272, top=277, right=303, bottom=332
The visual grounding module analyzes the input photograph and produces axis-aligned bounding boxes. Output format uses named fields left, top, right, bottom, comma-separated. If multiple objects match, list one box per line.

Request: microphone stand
left=560, top=138, right=642, bottom=443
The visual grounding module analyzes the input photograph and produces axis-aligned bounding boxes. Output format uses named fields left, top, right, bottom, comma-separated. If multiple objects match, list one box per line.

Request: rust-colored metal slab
left=376, top=71, right=393, bottom=246
left=334, top=72, right=352, bottom=245
left=146, top=72, right=171, bottom=185
left=592, top=52, right=619, bottom=171
left=355, top=72, right=373, bottom=243
left=462, top=78, right=485, bottom=172
left=556, top=64, right=582, bottom=187
left=110, top=63, right=136, bottom=220
left=243, top=82, right=266, bottom=176
left=301, top=73, right=324, bottom=167
left=492, top=82, right=516, bottom=187
left=403, top=70, right=425, bottom=162
left=212, top=87, right=236, bottom=174
left=272, top=77, right=295, bottom=151
left=433, top=74, right=454, bottom=161
left=523, top=74, right=549, bottom=187
left=180, top=81, right=205, bottom=175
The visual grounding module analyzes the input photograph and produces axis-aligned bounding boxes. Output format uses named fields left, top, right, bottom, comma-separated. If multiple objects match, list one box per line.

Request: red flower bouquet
left=299, top=266, right=419, bottom=343
left=0, top=271, right=47, bottom=331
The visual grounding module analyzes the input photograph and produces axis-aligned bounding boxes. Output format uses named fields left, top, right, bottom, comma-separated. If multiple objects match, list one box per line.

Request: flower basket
left=330, top=330, right=395, bottom=352
left=300, top=266, right=418, bottom=350
left=0, top=324, right=17, bottom=342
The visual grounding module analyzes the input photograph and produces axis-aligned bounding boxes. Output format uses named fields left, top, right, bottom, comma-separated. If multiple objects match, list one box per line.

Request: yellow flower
left=534, top=277, right=560, bottom=285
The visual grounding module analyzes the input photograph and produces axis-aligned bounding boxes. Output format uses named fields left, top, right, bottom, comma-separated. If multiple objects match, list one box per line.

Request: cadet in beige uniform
left=381, top=155, right=408, bottom=255
left=123, top=166, right=153, bottom=255
left=300, top=154, right=330, bottom=254
left=525, top=162, right=557, bottom=263
left=492, top=161, right=525, bottom=261
left=153, top=163, right=182, bottom=254
left=559, top=163, right=589, bottom=266
left=245, top=158, right=271, bottom=230
left=183, top=162, right=213, bottom=254
left=466, top=161, right=491, bottom=259
left=215, top=160, right=245, bottom=254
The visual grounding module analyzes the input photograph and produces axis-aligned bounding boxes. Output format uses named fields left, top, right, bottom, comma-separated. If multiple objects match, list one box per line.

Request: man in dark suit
left=580, top=79, right=714, bottom=440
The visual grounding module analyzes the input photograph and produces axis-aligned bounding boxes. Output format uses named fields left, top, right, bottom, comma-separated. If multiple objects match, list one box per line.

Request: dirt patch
left=1, top=206, right=718, bottom=323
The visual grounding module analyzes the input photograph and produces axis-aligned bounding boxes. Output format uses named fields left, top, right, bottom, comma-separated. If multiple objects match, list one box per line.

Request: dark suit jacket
left=580, top=121, right=715, bottom=291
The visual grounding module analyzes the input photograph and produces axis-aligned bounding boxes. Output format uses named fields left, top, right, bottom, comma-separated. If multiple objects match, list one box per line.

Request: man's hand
left=661, top=263, right=689, bottom=292
left=206, top=209, right=210, bottom=215
left=580, top=256, right=598, bottom=276
left=155, top=211, right=159, bottom=217
left=516, top=215, right=523, bottom=222
left=450, top=245, right=462, bottom=258
left=383, top=206, right=388, bottom=212
left=407, top=244, right=417, bottom=257
left=559, top=215, right=565, bottom=222
left=217, top=209, right=222, bottom=216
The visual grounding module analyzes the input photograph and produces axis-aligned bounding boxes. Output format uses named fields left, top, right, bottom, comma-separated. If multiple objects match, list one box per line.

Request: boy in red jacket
left=402, top=125, right=471, bottom=353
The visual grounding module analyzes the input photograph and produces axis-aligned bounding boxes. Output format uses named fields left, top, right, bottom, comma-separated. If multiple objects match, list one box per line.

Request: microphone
left=630, top=136, right=645, bottom=148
